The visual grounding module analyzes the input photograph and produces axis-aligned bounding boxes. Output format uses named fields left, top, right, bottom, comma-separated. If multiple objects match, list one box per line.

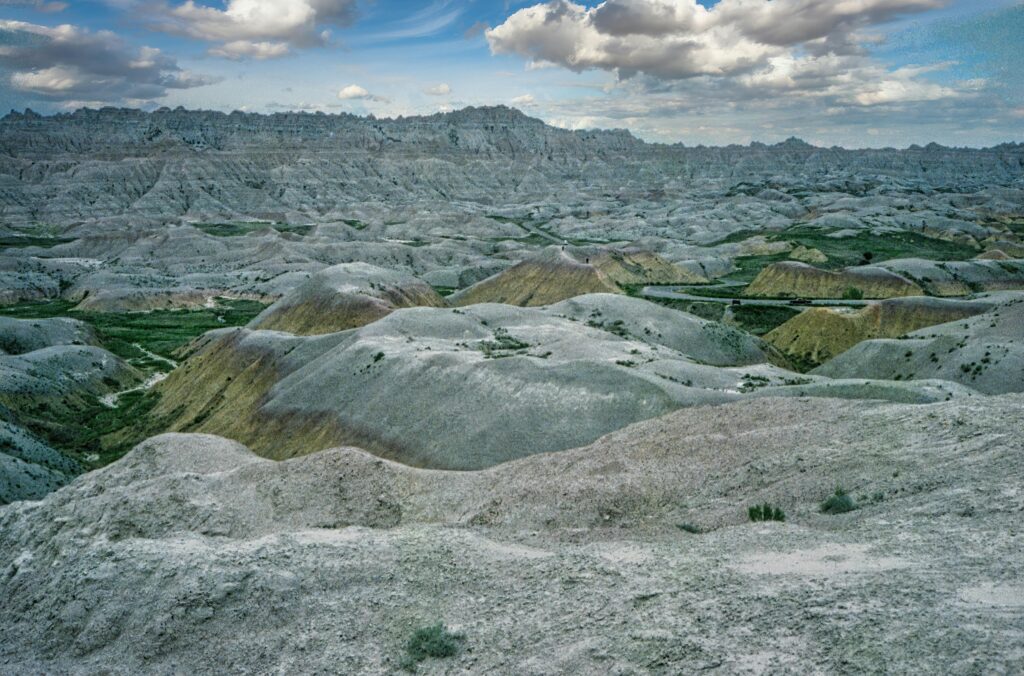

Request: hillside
left=814, top=294, right=1024, bottom=392
left=248, top=262, right=445, bottom=335
left=2, top=394, right=1022, bottom=672
left=745, top=261, right=924, bottom=299
left=765, top=297, right=992, bottom=368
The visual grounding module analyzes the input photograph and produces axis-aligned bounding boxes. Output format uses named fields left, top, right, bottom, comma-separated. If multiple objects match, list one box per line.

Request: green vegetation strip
left=0, top=235, right=74, bottom=250
left=192, top=222, right=314, bottom=237
left=0, top=298, right=266, bottom=363
left=0, top=299, right=267, bottom=466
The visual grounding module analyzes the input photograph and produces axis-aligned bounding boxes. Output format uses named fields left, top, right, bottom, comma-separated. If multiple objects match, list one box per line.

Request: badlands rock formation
left=0, top=420, right=80, bottom=504
left=815, top=294, right=1024, bottom=393
left=142, top=294, right=972, bottom=469
left=148, top=295, right=779, bottom=468
left=745, top=261, right=924, bottom=299
left=0, top=316, right=96, bottom=355
left=2, top=394, right=1022, bottom=673
left=0, top=317, right=136, bottom=501
left=877, top=258, right=1024, bottom=296
left=450, top=247, right=704, bottom=307
left=0, top=106, right=1022, bottom=672
left=765, top=297, right=993, bottom=367
left=248, top=262, right=445, bottom=335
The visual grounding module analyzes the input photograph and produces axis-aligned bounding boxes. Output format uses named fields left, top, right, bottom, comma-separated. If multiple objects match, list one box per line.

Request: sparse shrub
left=676, top=522, right=703, bottom=534
left=842, top=287, right=864, bottom=300
left=820, top=486, right=858, bottom=515
left=401, top=623, right=464, bottom=672
left=748, top=503, right=786, bottom=522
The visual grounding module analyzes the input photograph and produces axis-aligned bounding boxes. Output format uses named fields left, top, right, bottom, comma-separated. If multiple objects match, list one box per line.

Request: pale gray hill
left=149, top=295, right=972, bottom=469
left=0, top=420, right=81, bottom=504
left=814, top=295, right=1024, bottom=393
left=0, top=346, right=139, bottom=443
left=545, top=293, right=771, bottom=366
left=1, top=394, right=1022, bottom=673
left=878, top=258, right=1024, bottom=296
left=248, top=262, right=446, bottom=335
left=0, top=317, right=96, bottom=355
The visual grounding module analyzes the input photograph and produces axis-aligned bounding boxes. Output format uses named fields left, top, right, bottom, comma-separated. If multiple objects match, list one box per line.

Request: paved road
left=640, top=285, right=872, bottom=308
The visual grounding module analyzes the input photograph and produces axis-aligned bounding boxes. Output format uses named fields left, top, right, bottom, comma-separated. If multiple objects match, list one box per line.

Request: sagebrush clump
left=748, top=503, right=786, bottom=522
left=401, top=623, right=464, bottom=672
left=820, top=486, right=858, bottom=514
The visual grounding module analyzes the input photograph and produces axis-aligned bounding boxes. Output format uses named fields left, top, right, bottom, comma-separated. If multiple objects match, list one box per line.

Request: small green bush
left=820, top=487, right=858, bottom=515
left=676, top=522, right=703, bottom=534
left=401, top=623, right=463, bottom=672
left=748, top=503, right=786, bottom=522
left=842, top=287, right=864, bottom=300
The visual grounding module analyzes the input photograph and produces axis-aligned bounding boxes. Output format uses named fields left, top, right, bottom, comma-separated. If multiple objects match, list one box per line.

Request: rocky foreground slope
left=1, top=394, right=1021, bottom=673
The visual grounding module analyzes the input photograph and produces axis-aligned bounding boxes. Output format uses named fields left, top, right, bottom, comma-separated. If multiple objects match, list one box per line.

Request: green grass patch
left=192, top=222, right=313, bottom=237
left=729, top=305, right=800, bottom=336
left=0, top=235, right=74, bottom=250
left=19, top=389, right=167, bottom=468
left=748, top=503, right=786, bottom=522
left=642, top=297, right=725, bottom=322
left=770, top=225, right=978, bottom=269
left=708, top=225, right=982, bottom=286
left=682, top=285, right=751, bottom=299
left=820, top=487, right=859, bottom=515
left=0, top=299, right=267, bottom=466
left=727, top=253, right=791, bottom=283
left=0, top=298, right=266, bottom=363
left=400, top=623, right=464, bottom=672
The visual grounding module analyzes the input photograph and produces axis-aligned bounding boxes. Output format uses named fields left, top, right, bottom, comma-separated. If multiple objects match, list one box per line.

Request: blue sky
left=0, top=0, right=1021, bottom=147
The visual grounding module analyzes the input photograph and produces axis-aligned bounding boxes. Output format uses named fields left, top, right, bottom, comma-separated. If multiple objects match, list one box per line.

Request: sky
left=0, top=0, right=1021, bottom=147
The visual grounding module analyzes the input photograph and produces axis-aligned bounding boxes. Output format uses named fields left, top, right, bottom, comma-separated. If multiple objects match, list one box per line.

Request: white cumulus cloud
left=0, top=20, right=218, bottom=104
left=424, top=82, right=451, bottom=96
left=149, top=0, right=358, bottom=59
left=489, top=0, right=948, bottom=78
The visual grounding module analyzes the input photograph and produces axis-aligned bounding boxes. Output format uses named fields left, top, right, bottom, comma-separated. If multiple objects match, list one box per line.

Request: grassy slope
left=192, top=222, right=314, bottom=237
left=0, top=299, right=267, bottom=466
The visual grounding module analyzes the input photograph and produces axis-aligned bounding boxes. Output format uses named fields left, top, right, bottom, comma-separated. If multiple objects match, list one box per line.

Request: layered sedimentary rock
left=764, top=297, right=993, bottom=367
left=814, top=294, right=1024, bottom=393
left=1, top=107, right=1022, bottom=229
left=450, top=247, right=704, bottom=307
left=142, top=294, right=969, bottom=469
left=248, top=262, right=445, bottom=335
left=878, top=258, right=1024, bottom=296
left=745, top=261, right=924, bottom=298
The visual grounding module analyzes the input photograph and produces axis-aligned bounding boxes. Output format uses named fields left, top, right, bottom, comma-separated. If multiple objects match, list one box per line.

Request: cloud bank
left=149, top=0, right=359, bottom=59
left=0, top=20, right=218, bottom=106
